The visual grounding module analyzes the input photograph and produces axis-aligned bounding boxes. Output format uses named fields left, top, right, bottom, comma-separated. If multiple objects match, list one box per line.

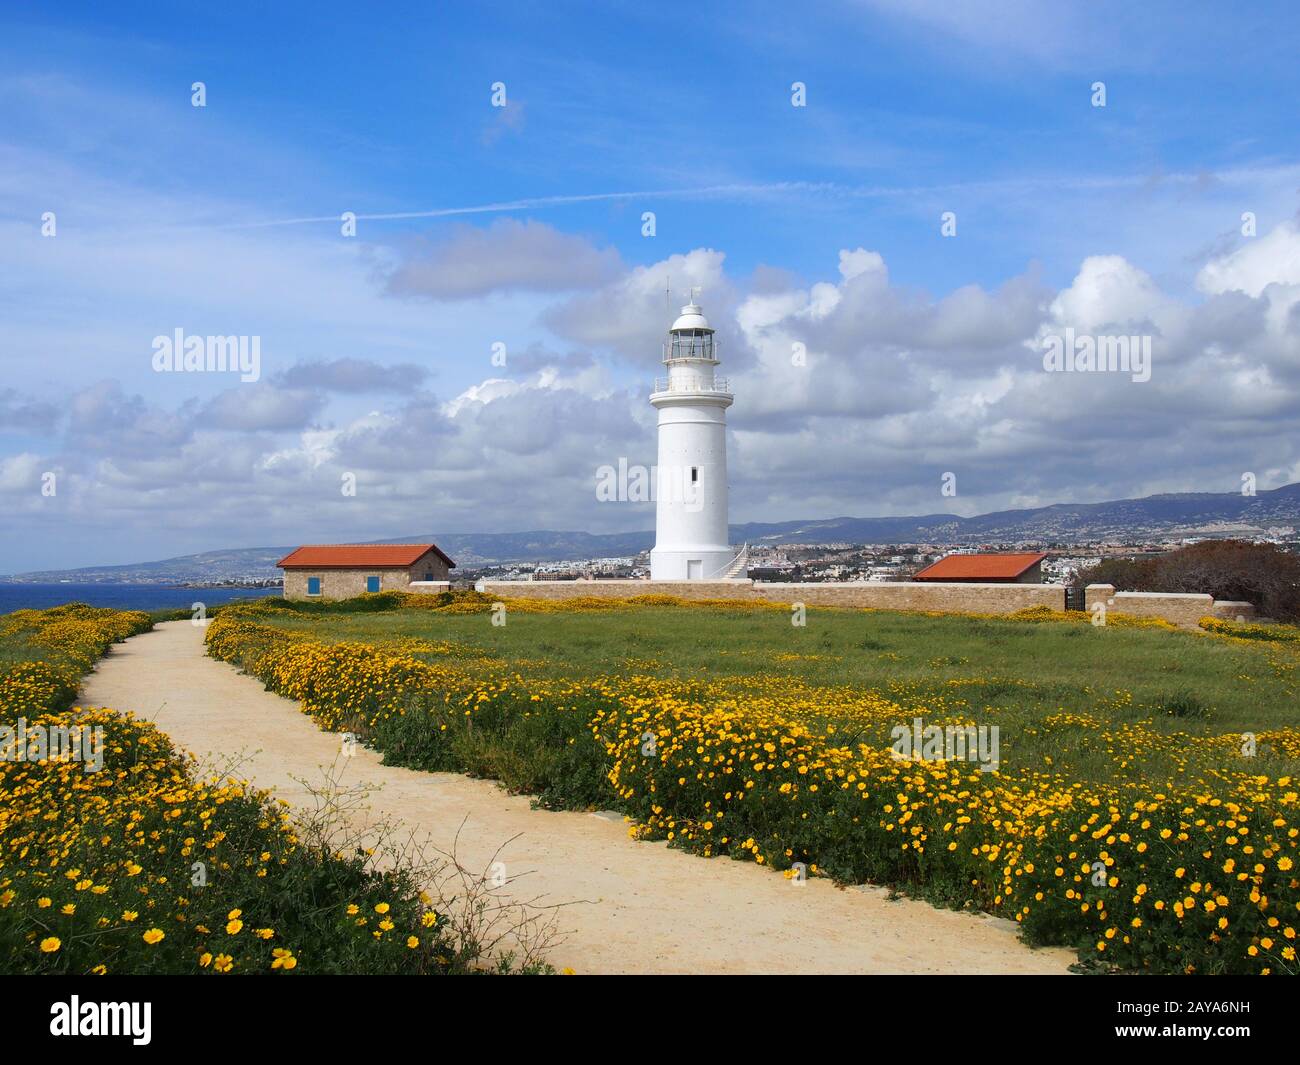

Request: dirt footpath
left=78, top=621, right=1075, bottom=975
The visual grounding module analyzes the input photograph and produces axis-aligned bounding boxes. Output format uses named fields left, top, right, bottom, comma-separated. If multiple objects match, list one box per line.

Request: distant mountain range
left=5, top=482, right=1298, bottom=583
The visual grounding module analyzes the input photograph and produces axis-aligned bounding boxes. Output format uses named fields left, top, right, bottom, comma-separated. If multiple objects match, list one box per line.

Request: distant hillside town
left=461, top=534, right=1299, bottom=589
left=3, top=481, right=1297, bottom=588
left=4, top=533, right=1297, bottom=592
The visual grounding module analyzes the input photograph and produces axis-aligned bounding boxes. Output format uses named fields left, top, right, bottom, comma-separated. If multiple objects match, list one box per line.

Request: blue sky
left=2, top=1, right=1299, bottom=571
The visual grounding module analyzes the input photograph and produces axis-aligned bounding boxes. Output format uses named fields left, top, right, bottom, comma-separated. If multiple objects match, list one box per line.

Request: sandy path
left=78, top=621, right=1074, bottom=975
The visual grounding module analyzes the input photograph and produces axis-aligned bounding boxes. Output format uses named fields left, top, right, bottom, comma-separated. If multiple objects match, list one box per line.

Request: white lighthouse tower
left=650, top=298, right=743, bottom=581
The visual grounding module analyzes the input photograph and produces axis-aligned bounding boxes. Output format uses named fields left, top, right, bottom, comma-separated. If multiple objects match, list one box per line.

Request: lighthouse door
left=687, top=559, right=703, bottom=579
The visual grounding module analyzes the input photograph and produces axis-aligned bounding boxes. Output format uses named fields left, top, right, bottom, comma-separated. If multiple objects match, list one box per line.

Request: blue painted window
left=307, top=576, right=322, bottom=596
left=366, top=575, right=380, bottom=593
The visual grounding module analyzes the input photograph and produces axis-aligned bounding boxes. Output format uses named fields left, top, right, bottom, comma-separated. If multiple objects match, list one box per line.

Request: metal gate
left=1064, top=586, right=1085, bottom=612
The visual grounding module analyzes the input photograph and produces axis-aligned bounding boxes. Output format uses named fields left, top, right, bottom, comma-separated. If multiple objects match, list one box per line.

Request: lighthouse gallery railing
left=652, top=376, right=730, bottom=394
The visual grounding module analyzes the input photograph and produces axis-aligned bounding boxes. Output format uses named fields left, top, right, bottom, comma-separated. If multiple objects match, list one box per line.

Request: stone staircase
left=720, top=543, right=749, bottom=579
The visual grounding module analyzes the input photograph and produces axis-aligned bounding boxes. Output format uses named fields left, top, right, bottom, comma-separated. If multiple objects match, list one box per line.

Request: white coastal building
left=649, top=300, right=746, bottom=581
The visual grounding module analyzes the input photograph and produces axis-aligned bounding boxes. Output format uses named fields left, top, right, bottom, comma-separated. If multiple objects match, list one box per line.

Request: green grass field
left=257, top=603, right=1293, bottom=723
left=250, top=600, right=1300, bottom=787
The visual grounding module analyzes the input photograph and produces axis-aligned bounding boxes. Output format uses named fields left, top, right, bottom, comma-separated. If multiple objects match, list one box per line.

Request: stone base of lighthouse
left=649, top=545, right=736, bottom=582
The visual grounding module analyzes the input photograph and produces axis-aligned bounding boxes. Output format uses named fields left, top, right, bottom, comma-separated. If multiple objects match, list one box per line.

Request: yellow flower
left=225, top=919, right=244, bottom=935
left=374, top=902, right=390, bottom=914
left=40, top=937, right=61, bottom=953
left=407, top=936, right=419, bottom=948
left=142, top=928, right=165, bottom=945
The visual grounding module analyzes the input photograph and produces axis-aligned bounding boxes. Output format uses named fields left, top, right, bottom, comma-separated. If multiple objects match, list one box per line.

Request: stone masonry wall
left=750, top=581, right=1065, bottom=612
left=285, top=571, right=1253, bottom=625
left=478, top=579, right=756, bottom=601
left=479, top=578, right=1064, bottom=614
left=283, top=562, right=449, bottom=600
left=1084, top=585, right=1256, bottom=627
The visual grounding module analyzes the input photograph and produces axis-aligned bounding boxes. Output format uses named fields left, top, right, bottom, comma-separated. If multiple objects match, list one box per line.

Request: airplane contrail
left=208, top=163, right=1300, bottom=231
left=221, top=182, right=841, bottom=229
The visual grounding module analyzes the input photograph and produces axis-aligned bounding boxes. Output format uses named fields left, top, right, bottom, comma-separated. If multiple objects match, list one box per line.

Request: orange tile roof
left=913, top=552, right=1046, bottom=581
left=277, top=543, right=455, bottom=569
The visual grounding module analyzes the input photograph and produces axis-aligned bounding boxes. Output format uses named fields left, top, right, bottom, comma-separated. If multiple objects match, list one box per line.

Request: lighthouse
left=649, top=299, right=743, bottom=580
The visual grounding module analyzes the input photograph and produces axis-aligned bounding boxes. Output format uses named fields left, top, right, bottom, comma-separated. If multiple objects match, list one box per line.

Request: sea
left=0, top=583, right=282, bottom=613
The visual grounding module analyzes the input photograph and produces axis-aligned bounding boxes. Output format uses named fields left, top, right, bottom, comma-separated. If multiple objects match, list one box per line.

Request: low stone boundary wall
left=1210, top=600, right=1257, bottom=621
left=477, top=579, right=755, bottom=601
left=1084, top=585, right=1256, bottom=627
left=479, top=578, right=1064, bottom=615
left=475, top=578, right=1259, bottom=627
left=407, top=581, right=452, bottom=595
left=748, top=581, right=1065, bottom=613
